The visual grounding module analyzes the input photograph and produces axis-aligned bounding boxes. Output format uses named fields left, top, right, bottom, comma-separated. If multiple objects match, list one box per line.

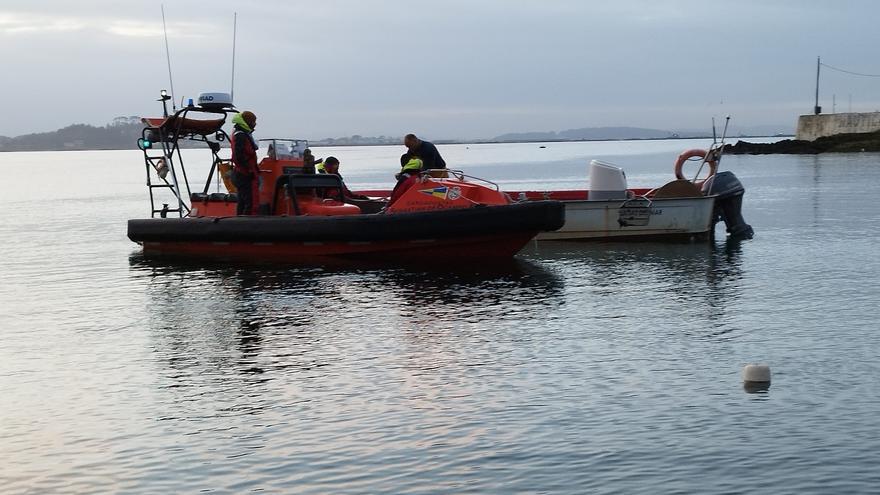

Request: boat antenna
left=711, top=117, right=717, bottom=145
left=697, top=115, right=730, bottom=183
left=230, top=12, right=237, bottom=102
left=161, top=4, right=177, bottom=112
left=710, top=115, right=732, bottom=177
left=719, top=115, right=731, bottom=145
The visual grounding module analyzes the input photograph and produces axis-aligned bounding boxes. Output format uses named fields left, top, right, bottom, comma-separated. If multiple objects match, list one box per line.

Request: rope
left=821, top=62, right=880, bottom=78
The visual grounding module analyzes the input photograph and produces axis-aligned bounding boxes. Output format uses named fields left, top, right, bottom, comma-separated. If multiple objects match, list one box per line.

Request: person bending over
left=402, top=133, right=446, bottom=170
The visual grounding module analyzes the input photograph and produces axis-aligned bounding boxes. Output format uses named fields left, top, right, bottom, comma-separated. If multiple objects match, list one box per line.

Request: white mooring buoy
left=742, top=363, right=771, bottom=392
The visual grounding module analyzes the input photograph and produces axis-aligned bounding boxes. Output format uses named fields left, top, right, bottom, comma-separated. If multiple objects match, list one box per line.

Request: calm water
left=2, top=140, right=880, bottom=493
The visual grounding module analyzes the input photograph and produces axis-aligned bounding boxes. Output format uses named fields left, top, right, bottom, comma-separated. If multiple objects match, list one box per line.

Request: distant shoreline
left=1, top=134, right=790, bottom=153
left=0, top=118, right=791, bottom=152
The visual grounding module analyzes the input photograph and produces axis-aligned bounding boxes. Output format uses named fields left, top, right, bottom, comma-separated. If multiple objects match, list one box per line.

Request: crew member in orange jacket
left=230, top=111, right=259, bottom=215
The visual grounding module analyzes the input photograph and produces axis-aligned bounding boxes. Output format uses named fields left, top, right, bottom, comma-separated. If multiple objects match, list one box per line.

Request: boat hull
left=139, top=233, right=537, bottom=260
left=128, top=201, right=564, bottom=259
left=537, top=196, right=716, bottom=241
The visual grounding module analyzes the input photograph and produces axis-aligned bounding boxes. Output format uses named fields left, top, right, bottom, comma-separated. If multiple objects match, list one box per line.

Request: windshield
left=258, top=138, right=309, bottom=160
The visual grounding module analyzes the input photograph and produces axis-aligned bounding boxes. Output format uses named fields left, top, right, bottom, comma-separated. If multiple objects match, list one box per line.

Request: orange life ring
left=674, top=149, right=717, bottom=182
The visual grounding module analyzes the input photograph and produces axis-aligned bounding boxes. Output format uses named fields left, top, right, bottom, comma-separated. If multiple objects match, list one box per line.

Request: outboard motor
left=588, top=160, right=629, bottom=200
left=701, top=171, right=754, bottom=239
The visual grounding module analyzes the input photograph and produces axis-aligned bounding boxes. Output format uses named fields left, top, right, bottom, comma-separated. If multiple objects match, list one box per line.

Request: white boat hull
left=538, top=195, right=716, bottom=241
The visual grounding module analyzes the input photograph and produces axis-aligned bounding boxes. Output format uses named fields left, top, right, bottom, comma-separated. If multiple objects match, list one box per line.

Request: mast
left=230, top=12, right=237, bottom=101
left=161, top=4, right=177, bottom=111
left=814, top=56, right=821, bottom=115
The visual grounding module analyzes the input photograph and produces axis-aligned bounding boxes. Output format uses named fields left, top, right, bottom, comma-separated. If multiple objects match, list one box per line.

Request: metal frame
left=139, top=106, right=231, bottom=218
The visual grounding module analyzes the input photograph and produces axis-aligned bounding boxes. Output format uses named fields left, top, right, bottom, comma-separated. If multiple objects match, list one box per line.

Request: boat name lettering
left=621, top=207, right=662, bottom=215
left=618, top=206, right=655, bottom=227
left=394, top=202, right=456, bottom=212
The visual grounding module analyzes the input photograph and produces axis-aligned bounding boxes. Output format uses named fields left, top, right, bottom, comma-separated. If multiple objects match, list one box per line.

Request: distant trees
left=312, top=134, right=400, bottom=146
left=1, top=119, right=419, bottom=151
left=0, top=117, right=144, bottom=152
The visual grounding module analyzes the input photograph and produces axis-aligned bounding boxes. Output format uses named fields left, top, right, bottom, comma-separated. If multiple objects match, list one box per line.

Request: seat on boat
left=652, top=179, right=703, bottom=198
left=272, top=174, right=349, bottom=216
left=141, top=116, right=226, bottom=136
left=192, top=192, right=237, bottom=202
left=208, top=192, right=237, bottom=202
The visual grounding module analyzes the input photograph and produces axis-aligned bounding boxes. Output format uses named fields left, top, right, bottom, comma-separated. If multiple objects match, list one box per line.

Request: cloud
left=0, top=13, right=84, bottom=35
left=104, top=20, right=214, bottom=39
left=2, top=2, right=880, bottom=138
left=0, top=11, right=214, bottom=39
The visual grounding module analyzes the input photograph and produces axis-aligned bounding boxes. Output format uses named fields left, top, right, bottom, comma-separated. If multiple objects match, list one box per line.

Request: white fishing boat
left=506, top=143, right=753, bottom=242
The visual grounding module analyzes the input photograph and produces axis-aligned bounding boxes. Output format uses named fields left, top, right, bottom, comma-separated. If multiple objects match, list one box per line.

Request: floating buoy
left=742, top=363, right=771, bottom=392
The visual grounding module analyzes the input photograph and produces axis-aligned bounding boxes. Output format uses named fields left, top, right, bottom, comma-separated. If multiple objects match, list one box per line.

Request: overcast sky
left=2, top=1, right=879, bottom=139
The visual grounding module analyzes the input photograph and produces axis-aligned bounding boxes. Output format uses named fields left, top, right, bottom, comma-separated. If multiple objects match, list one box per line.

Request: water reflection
left=130, top=258, right=327, bottom=383
left=373, top=260, right=565, bottom=324
left=523, top=236, right=745, bottom=333
left=810, top=155, right=822, bottom=228
left=128, top=255, right=565, bottom=379
left=743, top=382, right=771, bottom=394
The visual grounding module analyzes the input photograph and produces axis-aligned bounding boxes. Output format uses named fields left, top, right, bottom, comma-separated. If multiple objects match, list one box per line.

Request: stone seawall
left=796, top=112, right=880, bottom=141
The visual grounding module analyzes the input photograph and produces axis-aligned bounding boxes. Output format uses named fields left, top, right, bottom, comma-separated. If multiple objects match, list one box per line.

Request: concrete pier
left=797, top=112, right=880, bottom=141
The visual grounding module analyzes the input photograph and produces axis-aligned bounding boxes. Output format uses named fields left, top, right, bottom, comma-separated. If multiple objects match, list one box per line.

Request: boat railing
left=425, top=169, right=501, bottom=191
left=618, top=196, right=654, bottom=209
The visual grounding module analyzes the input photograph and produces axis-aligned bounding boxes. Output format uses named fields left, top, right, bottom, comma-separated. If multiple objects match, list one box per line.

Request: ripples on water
left=2, top=145, right=880, bottom=493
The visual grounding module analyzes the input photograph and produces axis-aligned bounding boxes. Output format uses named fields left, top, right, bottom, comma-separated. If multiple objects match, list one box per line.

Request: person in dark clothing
left=303, top=148, right=321, bottom=174
left=317, top=156, right=369, bottom=201
left=231, top=111, right=259, bottom=215
left=402, top=134, right=446, bottom=170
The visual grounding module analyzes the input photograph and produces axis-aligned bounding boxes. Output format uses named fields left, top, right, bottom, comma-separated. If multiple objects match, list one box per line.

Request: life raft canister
left=674, top=149, right=718, bottom=183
